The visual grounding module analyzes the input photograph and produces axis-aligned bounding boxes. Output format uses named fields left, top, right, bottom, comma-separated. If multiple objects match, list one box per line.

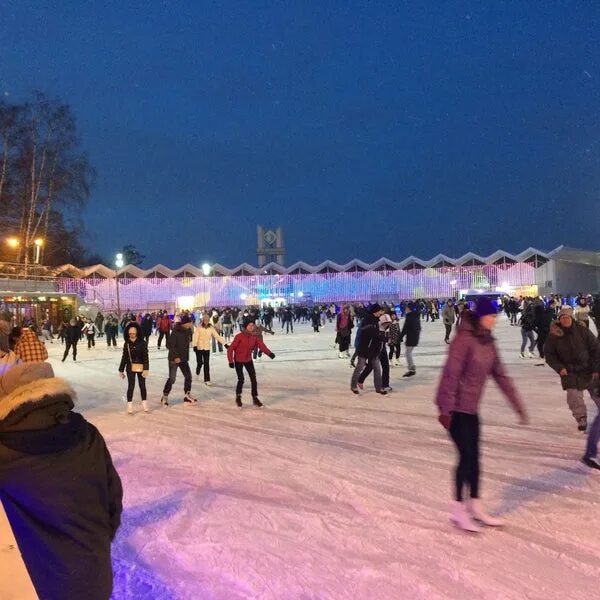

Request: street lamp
left=201, top=263, right=211, bottom=276
left=115, top=253, right=125, bottom=318
left=33, top=238, right=44, bottom=264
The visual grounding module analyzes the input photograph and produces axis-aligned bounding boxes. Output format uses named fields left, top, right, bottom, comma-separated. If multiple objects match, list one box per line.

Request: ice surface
left=45, top=319, right=600, bottom=599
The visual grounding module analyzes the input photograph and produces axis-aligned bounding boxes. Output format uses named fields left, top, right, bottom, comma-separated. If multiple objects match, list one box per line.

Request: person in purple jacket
left=435, top=298, right=529, bottom=533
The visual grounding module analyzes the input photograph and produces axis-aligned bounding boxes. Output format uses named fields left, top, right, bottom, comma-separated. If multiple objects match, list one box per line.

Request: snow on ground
left=46, top=317, right=599, bottom=600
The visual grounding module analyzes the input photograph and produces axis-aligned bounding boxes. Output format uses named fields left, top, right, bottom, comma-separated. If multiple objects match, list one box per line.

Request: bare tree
left=8, top=92, right=94, bottom=271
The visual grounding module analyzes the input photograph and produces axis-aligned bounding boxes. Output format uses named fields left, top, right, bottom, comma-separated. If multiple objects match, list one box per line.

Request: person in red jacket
left=227, top=319, right=275, bottom=408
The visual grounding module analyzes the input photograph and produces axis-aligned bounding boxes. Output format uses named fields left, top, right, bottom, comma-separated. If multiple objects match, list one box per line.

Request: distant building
left=257, top=226, right=285, bottom=267
left=41, top=246, right=600, bottom=311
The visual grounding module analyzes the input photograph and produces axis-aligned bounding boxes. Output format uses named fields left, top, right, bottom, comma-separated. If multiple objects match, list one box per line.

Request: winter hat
left=368, top=303, right=382, bottom=315
left=0, top=362, right=54, bottom=398
left=242, top=317, right=256, bottom=329
left=558, top=306, right=574, bottom=318
left=474, top=297, right=498, bottom=317
left=179, top=314, right=192, bottom=325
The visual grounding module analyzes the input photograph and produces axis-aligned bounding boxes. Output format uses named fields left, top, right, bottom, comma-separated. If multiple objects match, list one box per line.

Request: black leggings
left=388, top=344, right=400, bottom=360
left=449, top=412, right=480, bottom=502
left=194, top=348, right=211, bottom=381
left=126, top=371, right=147, bottom=402
left=235, top=361, right=258, bottom=397
left=536, top=331, right=548, bottom=359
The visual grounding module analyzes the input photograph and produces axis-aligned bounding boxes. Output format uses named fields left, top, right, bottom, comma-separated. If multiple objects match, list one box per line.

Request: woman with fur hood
left=0, top=362, right=122, bottom=599
left=435, top=299, right=528, bottom=533
left=118, top=321, right=150, bottom=414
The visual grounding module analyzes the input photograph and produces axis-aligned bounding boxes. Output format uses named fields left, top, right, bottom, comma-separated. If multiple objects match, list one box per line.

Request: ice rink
left=48, top=317, right=599, bottom=600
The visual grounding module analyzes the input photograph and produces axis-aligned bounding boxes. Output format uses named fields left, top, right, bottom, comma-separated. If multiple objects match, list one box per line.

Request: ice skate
left=161, top=394, right=169, bottom=407
left=519, top=352, right=526, bottom=359
left=338, top=353, right=345, bottom=359
left=582, top=456, right=600, bottom=470
left=468, top=499, right=504, bottom=527
left=127, top=403, right=133, bottom=415
left=183, top=392, right=197, bottom=404
left=450, top=501, right=482, bottom=533
left=577, top=417, right=587, bottom=432
left=351, top=388, right=359, bottom=395
left=527, top=351, right=535, bottom=358
left=357, top=382, right=364, bottom=390
left=376, top=390, right=388, bottom=395
left=142, top=400, right=149, bottom=413
left=236, top=395, right=243, bottom=408
left=402, top=370, right=416, bottom=378
left=252, top=396, right=264, bottom=408
left=204, top=381, right=213, bottom=387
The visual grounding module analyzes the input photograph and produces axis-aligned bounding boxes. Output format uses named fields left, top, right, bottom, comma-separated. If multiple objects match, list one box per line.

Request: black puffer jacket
left=0, top=372, right=122, bottom=600
left=400, top=311, right=421, bottom=347
left=356, top=314, right=386, bottom=359
left=544, top=320, right=600, bottom=390
left=167, top=322, right=191, bottom=362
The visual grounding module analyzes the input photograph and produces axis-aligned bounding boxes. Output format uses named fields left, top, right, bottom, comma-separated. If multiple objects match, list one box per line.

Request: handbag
left=127, top=344, right=144, bottom=373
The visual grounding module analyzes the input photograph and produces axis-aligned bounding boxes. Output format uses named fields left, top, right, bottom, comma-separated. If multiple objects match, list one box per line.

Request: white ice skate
left=204, top=381, right=213, bottom=387
left=142, top=400, right=149, bottom=413
left=127, top=403, right=133, bottom=415
left=468, top=499, right=504, bottom=527
left=450, top=501, right=482, bottom=533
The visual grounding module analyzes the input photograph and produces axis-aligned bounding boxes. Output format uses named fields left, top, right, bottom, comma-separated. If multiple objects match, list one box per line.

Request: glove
left=229, top=362, right=235, bottom=369
left=193, top=346, right=197, bottom=351
left=438, top=414, right=452, bottom=430
left=269, top=352, right=276, bottom=360
left=224, top=344, right=230, bottom=349
left=142, top=370, right=149, bottom=378
left=119, top=372, right=125, bottom=379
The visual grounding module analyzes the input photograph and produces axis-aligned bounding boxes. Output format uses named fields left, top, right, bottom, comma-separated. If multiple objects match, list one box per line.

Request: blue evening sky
left=1, top=1, right=599, bottom=267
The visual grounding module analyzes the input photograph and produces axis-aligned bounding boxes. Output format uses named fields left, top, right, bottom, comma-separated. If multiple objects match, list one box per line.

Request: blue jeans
left=584, top=390, right=600, bottom=460
left=520, top=328, right=536, bottom=353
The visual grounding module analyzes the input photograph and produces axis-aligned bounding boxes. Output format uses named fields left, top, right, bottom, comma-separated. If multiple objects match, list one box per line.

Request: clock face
left=263, top=230, right=277, bottom=246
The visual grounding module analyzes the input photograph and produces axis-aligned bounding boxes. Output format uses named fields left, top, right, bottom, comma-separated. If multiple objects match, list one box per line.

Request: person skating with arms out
left=227, top=318, right=275, bottom=408
left=435, top=298, right=528, bottom=533
left=192, top=312, right=227, bottom=386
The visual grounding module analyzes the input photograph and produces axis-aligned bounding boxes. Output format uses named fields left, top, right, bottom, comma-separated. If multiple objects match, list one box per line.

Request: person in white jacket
left=192, top=313, right=227, bottom=385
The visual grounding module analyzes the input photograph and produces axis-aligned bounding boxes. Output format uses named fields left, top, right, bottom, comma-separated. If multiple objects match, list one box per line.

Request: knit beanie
left=0, top=362, right=54, bottom=398
left=474, top=298, right=498, bottom=317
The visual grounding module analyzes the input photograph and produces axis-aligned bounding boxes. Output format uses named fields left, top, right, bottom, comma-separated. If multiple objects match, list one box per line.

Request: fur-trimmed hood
left=549, top=319, right=584, bottom=338
left=0, top=377, right=76, bottom=430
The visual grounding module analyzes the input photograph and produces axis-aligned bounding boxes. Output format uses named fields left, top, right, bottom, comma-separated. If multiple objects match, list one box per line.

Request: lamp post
left=33, top=238, right=44, bottom=264
left=115, top=253, right=124, bottom=318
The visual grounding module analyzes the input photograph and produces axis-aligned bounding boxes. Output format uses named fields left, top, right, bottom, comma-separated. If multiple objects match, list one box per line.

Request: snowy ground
left=46, top=317, right=599, bottom=600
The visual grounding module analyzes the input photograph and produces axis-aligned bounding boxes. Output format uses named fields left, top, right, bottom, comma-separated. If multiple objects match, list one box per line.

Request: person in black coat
left=61, top=318, right=81, bottom=362
left=0, top=362, right=122, bottom=600
left=140, top=313, right=154, bottom=346
left=119, top=321, right=150, bottom=414
left=400, top=301, right=421, bottom=377
left=161, top=315, right=195, bottom=406
left=350, top=304, right=387, bottom=394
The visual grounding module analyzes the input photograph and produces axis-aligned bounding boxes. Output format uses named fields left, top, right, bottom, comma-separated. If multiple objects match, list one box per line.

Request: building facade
left=50, top=246, right=600, bottom=313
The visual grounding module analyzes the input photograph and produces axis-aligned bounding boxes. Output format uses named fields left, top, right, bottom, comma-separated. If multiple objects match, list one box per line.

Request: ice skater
left=399, top=302, right=421, bottom=377
left=118, top=321, right=150, bottom=414
left=227, top=319, right=275, bottom=408
left=350, top=304, right=387, bottom=395
left=192, top=312, right=227, bottom=385
left=435, top=298, right=528, bottom=532
left=544, top=305, right=600, bottom=468
left=160, top=314, right=196, bottom=406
